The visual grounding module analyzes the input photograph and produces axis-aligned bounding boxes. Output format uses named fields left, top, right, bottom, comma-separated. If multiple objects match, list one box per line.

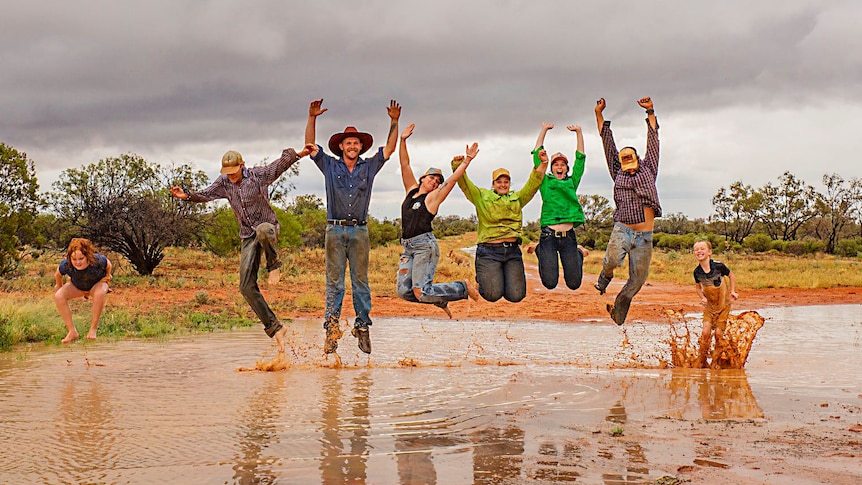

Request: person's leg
left=86, top=282, right=109, bottom=340
left=609, top=230, right=652, bottom=325
left=559, top=232, right=584, bottom=290
left=535, top=231, right=560, bottom=290
left=396, top=242, right=419, bottom=302
left=54, top=283, right=85, bottom=343
left=323, top=225, right=348, bottom=353
left=255, top=223, right=282, bottom=285
left=501, top=246, right=527, bottom=303
left=475, top=245, right=505, bottom=302
left=239, top=236, right=283, bottom=338
left=412, top=234, right=468, bottom=305
left=348, top=226, right=372, bottom=353
left=596, top=223, right=627, bottom=294
left=698, top=315, right=714, bottom=368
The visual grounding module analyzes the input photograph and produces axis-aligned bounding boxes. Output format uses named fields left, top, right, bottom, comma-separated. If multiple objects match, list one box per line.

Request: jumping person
left=530, top=121, right=589, bottom=290
left=54, top=238, right=112, bottom=343
left=396, top=123, right=479, bottom=316
left=693, top=240, right=739, bottom=368
left=305, top=98, right=400, bottom=354
left=170, top=144, right=312, bottom=353
left=593, top=96, right=662, bottom=325
left=452, top=149, right=545, bottom=303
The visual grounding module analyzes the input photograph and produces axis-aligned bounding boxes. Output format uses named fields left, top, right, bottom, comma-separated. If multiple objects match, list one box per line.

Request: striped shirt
left=600, top=119, right=662, bottom=225
left=187, top=148, right=300, bottom=239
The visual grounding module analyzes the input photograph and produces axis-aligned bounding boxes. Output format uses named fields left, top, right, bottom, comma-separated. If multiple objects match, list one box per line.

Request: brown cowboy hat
left=328, top=126, right=373, bottom=158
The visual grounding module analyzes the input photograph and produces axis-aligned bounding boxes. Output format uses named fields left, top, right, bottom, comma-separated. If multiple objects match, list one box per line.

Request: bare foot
left=464, top=279, right=480, bottom=301
left=268, top=269, right=281, bottom=286
left=578, top=245, right=590, bottom=258
left=274, top=325, right=288, bottom=353
left=440, top=304, right=453, bottom=319
left=62, top=330, right=79, bottom=343
left=526, top=242, right=538, bottom=254
left=86, top=331, right=98, bottom=340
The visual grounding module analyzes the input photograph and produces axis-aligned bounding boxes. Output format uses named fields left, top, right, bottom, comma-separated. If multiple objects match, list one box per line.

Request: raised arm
left=305, top=99, right=327, bottom=148
left=568, top=124, right=584, bottom=154
left=534, top=122, right=553, bottom=151
left=383, top=99, right=401, bottom=159
left=638, top=96, right=659, bottom=173
left=399, top=123, right=418, bottom=192
left=426, top=143, right=478, bottom=213
left=594, top=97, right=606, bottom=134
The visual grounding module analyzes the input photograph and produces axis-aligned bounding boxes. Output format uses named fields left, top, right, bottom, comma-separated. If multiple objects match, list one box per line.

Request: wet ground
left=0, top=305, right=860, bottom=484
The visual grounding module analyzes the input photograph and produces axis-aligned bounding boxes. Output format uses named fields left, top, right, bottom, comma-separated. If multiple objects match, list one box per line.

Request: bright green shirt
left=532, top=148, right=586, bottom=227
left=452, top=159, right=544, bottom=244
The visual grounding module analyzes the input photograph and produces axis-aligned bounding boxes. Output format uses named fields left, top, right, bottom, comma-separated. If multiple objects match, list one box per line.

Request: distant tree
left=578, top=194, right=613, bottom=248
left=0, top=143, right=42, bottom=276
left=432, top=214, right=477, bottom=237
left=51, top=154, right=208, bottom=275
left=813, top=174, right=862, bottom=253
left=654, top=212, right=690, bottom=234
left=368, top=216, right=399, bottom=247
left=711, top=181, right=763, bottom=243
left=758, top=171, right=817, bottom=241
left=286, top=194, right=327, bottom=248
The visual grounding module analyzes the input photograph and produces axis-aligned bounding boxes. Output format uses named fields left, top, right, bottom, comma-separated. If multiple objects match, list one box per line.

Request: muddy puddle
left=0, top=304, right=859, bottom=484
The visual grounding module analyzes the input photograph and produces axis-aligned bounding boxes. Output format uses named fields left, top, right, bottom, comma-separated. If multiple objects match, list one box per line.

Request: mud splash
left=665, top=309, right=765, bottom=369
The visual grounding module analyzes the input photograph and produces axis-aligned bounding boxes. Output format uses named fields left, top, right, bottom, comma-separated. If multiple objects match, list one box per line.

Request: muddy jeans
left=596, top=222, right=653, bottom=325
left=239, top=222, right=282, bottom=337
left=397, top=232, right=468, bottom=307
left=324, top=224, right=372, bottom=328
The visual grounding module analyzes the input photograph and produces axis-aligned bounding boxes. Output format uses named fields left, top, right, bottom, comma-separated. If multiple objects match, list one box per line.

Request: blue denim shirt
left=312, top=145, right=388, bottom=221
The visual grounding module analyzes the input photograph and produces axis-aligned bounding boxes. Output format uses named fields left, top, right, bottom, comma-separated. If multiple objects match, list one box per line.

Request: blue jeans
left=396, top=232, right=468, bottom=308
left=239, top=222, right=282, bottom=337
left=596, top=222, right=653, bottom=324
left=324, top=224, right=372, bottom=328
left=475, top=243, right=526, bottom=302
left=536, top=227, right=584, bottom=290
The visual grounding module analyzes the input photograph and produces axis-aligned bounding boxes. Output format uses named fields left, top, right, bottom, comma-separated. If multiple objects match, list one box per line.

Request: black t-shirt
left=59, top=253, right=108, bottom=291
left=693, top=259, right=731, bottom=287
left=401, top=187, right=435, bottom=239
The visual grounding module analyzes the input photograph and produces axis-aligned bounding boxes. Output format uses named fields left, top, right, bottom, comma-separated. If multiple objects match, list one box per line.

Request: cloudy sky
left=2, top=0, right=860, bottom=223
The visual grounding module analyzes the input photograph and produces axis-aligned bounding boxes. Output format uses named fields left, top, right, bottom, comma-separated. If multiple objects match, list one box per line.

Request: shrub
left=744, top=233, right=773, bottom=253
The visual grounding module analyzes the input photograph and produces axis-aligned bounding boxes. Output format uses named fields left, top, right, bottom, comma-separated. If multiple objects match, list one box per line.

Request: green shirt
left=452, top=158, right=544, bottom=244
left=532, top=148, right=586, bottom=227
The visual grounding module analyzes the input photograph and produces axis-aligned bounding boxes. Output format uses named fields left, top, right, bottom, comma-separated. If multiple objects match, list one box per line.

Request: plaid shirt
left=187, top=148, right=300, bottom=239
left=600, top=119, right=662, bottom=225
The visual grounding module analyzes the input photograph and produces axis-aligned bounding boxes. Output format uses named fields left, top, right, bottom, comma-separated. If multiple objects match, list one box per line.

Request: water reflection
left=0, top=305, right=857, bottom=484
left=319, top=371, right=371, bottom=483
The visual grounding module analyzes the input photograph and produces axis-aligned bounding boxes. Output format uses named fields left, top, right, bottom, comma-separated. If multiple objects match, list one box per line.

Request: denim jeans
left=324, top=224, right=372, bottom=328
left=239, top=222, right=282, bottom=337
left=475, top=243, right=526, bottom=302
left=396, top=232, right=468, bottom=308
left=596, top=222, right=653, bottom=324
left=536, top=227, right=584, bottom=290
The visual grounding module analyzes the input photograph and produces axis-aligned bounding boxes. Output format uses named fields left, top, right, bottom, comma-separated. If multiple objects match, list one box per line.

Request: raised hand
left=637, top=96, right=653, bottom=110
left=309, top=99, right=327, bottom=117
left=567, top=125, right=582, bottom=133
left=465, top=142, right=479, bottom=159
left=595, top=98, right=606, bottom=113
left=387, top=99, right=402, bottom=120
left=401, top=123, right=415, bottom=140
left=541, top=122, right=554, bottom=131
left=298, top=143, right=316, bottom=158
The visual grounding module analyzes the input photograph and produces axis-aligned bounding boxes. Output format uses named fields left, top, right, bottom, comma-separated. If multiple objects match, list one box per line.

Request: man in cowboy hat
left=305, top=98, right=401, bottom=354
left=593, top=96, right=662, bottom=326
left=170, top=143, right=314, bottom=354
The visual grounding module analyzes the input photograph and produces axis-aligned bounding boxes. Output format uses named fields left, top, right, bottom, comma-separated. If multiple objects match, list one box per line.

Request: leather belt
left=479, top=241, right=518, bottom=248
left=327, top=219, right=367, bottom=226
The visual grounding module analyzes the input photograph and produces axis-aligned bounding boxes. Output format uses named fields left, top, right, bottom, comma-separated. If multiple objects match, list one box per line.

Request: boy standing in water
left=693, top=240, right=739, bottom=368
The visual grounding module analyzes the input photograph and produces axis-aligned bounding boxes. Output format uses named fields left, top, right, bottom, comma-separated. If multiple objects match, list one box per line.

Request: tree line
left=2, top=142, right=861, bottom=278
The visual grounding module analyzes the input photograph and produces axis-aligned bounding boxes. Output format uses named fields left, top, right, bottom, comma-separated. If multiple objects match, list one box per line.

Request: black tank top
left=401, top=187, right=436, bottom=239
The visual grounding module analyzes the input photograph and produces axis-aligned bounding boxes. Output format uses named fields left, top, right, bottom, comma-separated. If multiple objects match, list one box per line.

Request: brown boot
left=323, top=318, right=344, bottom=354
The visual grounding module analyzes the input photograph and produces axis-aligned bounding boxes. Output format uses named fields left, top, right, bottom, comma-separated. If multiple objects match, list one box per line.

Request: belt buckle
left=555, top=230, right=566, bottom=238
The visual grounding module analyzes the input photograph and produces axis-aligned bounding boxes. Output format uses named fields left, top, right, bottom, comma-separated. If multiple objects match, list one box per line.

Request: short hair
left=693, top=240, right=712, bottom=250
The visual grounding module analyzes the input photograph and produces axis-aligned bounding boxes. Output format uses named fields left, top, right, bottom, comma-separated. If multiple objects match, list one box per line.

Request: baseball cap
left=221, top=150, right=244, bottom=175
